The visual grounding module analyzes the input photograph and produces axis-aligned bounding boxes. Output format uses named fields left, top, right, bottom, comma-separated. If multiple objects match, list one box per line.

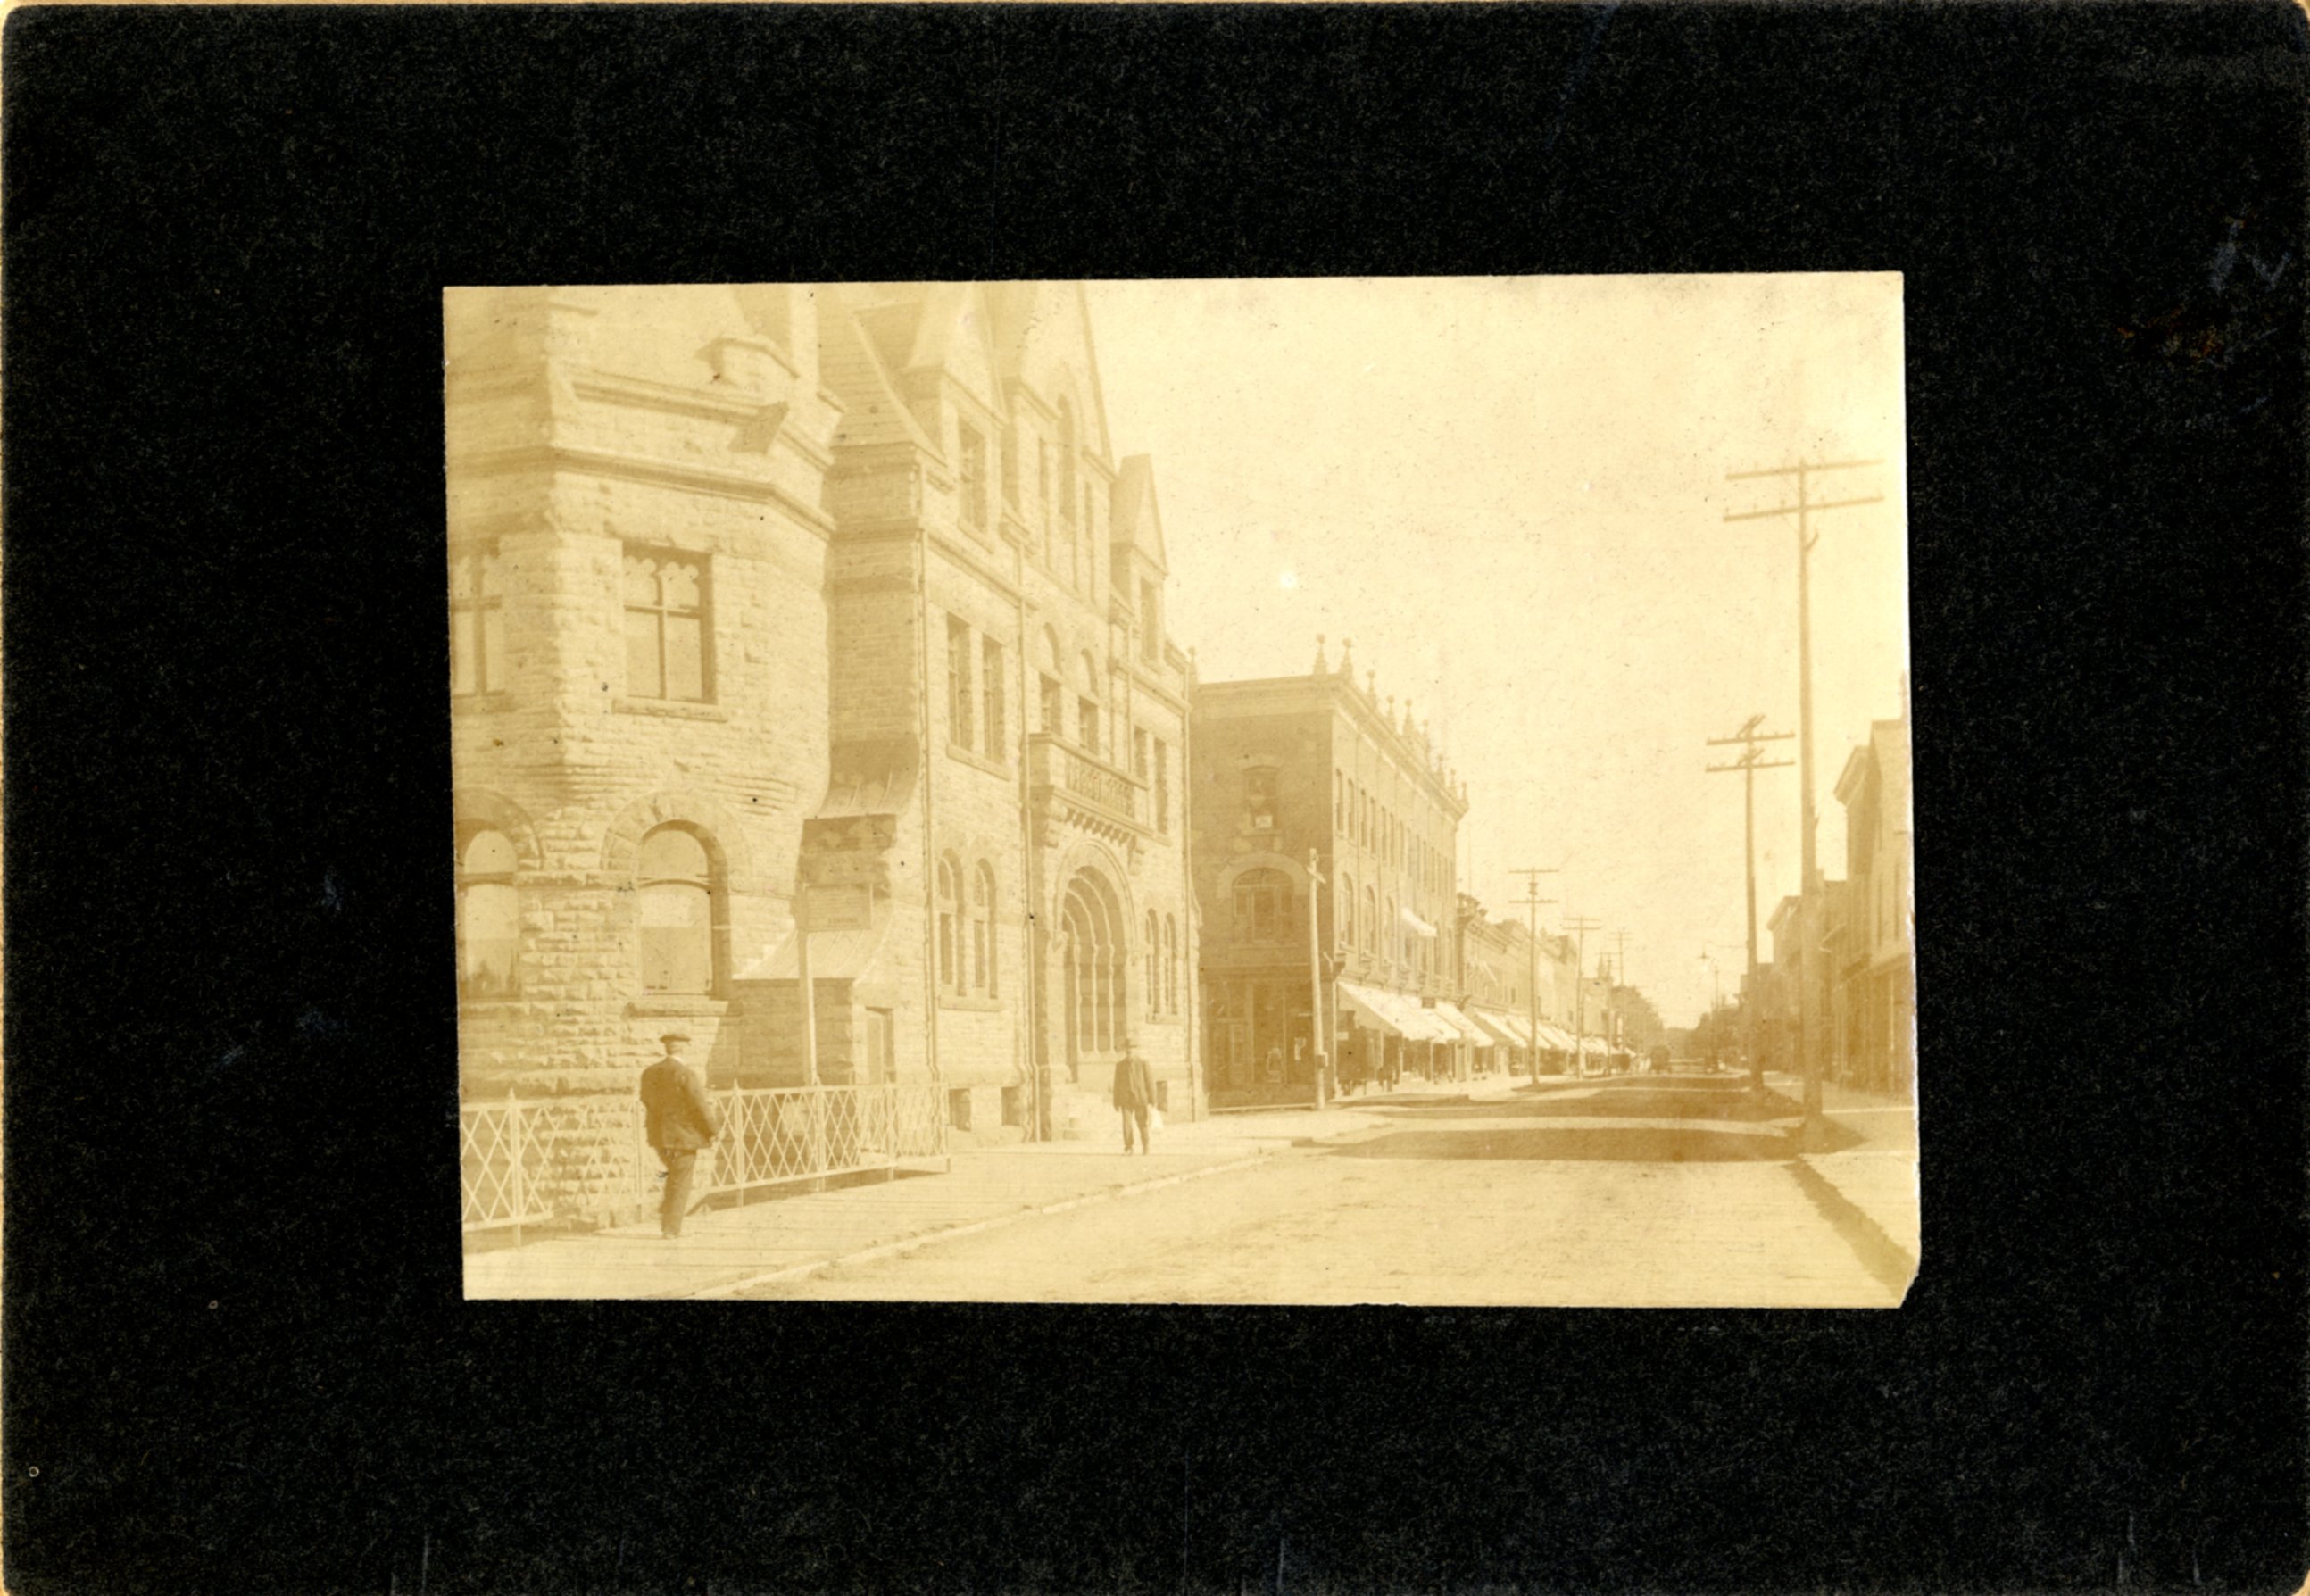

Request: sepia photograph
left=450, top=275, right=1915, bottom=1306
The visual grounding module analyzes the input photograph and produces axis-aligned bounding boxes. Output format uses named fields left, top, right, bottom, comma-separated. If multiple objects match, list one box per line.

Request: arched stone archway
left=1057, top=864, right=1126, bottom=1080
left=599, top=787, right=755, bottom=892
left=453, top=787, right=544, bottom=872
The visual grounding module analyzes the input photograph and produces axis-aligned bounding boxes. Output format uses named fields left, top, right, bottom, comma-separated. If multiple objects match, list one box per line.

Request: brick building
left=1458, top=902, right=1597, bottom=1072
left=1189, top=641, right=1476, bottom=1105
left=446, top=282, right=1196, bottom=1153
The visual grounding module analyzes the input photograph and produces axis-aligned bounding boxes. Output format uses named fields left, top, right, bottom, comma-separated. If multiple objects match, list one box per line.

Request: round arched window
left=457, top=827, right=519, bottom=997
left=637, top=826, right=714, bottom=994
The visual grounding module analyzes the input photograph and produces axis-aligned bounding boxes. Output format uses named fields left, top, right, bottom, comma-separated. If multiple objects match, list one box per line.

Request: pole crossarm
left=1721, top=454, right=1889, bottom=1123
left=1723, top=495, right=1883, bottom=523
left=1725, top=458, right=1883, bottom=480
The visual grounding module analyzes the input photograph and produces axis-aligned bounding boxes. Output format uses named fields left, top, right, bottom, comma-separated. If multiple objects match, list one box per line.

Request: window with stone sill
left=1234, top=869, right=1291, bottom=945
left=450, top=547, right=509, bottom=698
left=1139, top=578, right=1160, bottom=663
left=637, top=825, right=716, bottom=995
left=456, top=825, right=519, bottom=998
left=970, top=861, right=997, bottom=998
left=1245, top=766, right=1278, bottom=832
left=623, top=550, right=709, bottom=703
left=1145, top=910, right=1161, bottom=1019
left=981, top=636, right=1006, bottom=761
left=958, top=421, right=989, bottom=535
left=936, top=854, right=962, bottom=996
left=1164, top=915, right=1180, bottom=1015
left=946, top=615, right=975, bottom=751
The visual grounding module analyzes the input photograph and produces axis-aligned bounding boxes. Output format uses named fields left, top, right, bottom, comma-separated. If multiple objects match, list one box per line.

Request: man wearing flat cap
left=638, top=1030, right=719, bottom=1238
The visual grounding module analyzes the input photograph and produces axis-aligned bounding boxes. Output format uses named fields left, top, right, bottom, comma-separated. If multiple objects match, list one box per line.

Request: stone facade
left=1191, top=643, right=1469, bottom=1102
left=447, top=282, right=1198, bottom=1148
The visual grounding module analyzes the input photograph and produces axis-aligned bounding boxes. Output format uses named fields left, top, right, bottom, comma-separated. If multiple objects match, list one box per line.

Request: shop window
left=637, top=826, right=715, bottom=994
left=450, top=547, right=506, bottom=697
left=456, top=826, right=519, bottom=997
left=623, top=551, right=709, bottom=702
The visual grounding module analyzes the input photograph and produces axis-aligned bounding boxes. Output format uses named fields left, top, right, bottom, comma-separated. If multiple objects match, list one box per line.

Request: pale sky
left=1088, top=275, right=1910, bottom=1029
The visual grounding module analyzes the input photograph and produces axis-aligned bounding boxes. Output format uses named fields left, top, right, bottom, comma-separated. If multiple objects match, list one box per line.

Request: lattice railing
left=462, top=1081, right=950, bottom=1234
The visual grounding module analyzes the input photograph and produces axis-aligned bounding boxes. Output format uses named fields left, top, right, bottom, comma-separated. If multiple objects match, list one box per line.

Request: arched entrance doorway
left=1059, top=868, right=1126, bottom=1080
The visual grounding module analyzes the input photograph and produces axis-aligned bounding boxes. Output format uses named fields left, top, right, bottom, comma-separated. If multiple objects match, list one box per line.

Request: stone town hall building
left=446, top=283, right=1196, bottom=1143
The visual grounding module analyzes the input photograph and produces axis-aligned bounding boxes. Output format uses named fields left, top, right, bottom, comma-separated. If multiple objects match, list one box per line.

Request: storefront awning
left=1472, top=1008, right=1535, bottom=1049
left=1338, top=980, right=1456, bottom=1043
left=1430, top=1001, right=1492, bottom=1046
left=1465, top=1008, right=1520, bottom=1048
left=1399, top=905, right=1439, bottom=939
left=1533, top=1022, right=1577, bottom=1052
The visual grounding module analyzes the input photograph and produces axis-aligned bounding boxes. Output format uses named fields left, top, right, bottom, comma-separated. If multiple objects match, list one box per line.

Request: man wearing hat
left=638, top=1030, right=720, bottom=1238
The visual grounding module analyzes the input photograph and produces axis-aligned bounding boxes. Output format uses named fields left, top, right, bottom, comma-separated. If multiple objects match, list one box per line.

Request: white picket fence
left=461, top=1082, right=950, bottom=1236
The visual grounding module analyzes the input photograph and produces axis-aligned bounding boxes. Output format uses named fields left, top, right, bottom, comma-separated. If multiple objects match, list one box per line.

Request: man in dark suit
left=638, top=1030, right=719, bottom=1238
left=1113, top=1041, right=1157, bottom=1155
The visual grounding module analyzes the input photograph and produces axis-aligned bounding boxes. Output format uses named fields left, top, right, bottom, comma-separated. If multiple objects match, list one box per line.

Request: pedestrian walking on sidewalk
left=1114, top=1042, right=1157, bottom=1155
left=639, top=1031, right=720, bottom=1238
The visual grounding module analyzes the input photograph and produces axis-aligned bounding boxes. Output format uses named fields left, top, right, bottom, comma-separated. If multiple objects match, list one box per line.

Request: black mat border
left=4, top=4, right=2306, bottom=1592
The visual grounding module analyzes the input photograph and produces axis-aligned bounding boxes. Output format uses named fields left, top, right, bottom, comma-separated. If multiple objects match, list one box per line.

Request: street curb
left=683, top=1151, right=1275, bottom=1300
left=1783, top=1156, right=1918, bottom=1302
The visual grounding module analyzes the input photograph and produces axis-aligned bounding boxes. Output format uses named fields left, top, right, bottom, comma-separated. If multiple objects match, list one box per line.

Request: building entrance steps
left=462, top=1101, right=1404, bottom=1301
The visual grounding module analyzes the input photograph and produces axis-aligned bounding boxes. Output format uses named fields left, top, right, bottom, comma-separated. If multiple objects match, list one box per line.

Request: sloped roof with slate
left=818, top=296, right=932, bottom=453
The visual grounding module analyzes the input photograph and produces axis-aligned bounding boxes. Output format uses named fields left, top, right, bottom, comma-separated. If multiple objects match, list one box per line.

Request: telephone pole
left=1562, top=915, right=1604, bottom=1076
left=1725, top=457, right=1883, bottom=1130
left=1508, top=867, right=1558, bottom=1080
left=1708, top=714, right=1793, bottom=1093
left=1306, top=848, right=1331, bottom=1111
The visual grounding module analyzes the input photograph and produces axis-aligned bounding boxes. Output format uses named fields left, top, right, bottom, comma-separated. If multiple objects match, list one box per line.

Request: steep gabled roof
left=902, top=283, right=1004, bottom=413
left=1109, top=454, right=1169, bottom=575
left=818, top=296, right=934, bottom=453
left=985, top=280, right=1112, bottom=461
